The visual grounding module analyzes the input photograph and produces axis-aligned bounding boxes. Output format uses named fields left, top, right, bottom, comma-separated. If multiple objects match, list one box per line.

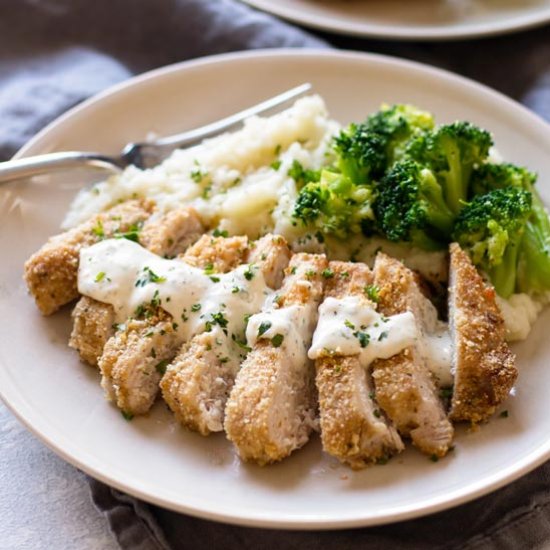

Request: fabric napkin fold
left=2, top=1, right=550, bottom=549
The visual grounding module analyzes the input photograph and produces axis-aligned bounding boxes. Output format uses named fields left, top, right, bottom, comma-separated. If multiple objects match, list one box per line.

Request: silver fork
left=0, top=83, right=311, bottom=184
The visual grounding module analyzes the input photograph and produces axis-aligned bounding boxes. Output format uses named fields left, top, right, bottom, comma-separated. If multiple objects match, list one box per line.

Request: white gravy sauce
left=308, top=296, right=453, bottom=385
left=78, top=239, right=272, bottom=366
left=246, top=303, right=316, bottom=368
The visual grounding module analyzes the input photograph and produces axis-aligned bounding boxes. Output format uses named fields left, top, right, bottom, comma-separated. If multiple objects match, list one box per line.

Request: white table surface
left=0, top=402, right=118, bottom=550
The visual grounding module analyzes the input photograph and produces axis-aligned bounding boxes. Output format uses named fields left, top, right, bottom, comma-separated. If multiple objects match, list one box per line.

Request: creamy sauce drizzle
left=246, top=303, right=316, bottom=368
left=308, top=296, right=453, bottom=385
left=308, top=296, right=418, bottom=366
left=78, top=239, right=272, bottom=367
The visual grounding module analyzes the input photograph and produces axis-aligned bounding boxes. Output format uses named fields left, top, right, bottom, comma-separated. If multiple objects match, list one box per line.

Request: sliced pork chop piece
left=99, top=235, right=249, bottom=416
left=224, top=252, right=326, bottom=465
left=160, top=234, right=291, bottom=435
left=315, top=262, right=404, bottom=469
left=139, top=206, right=204, bottom=258
left=24, top=199, right=153, bottom=315
left=371, top=253, right=454, bottom=458
left=69, top=207, right=204, bottom=366
left=448, top=243, right=517, bottom=424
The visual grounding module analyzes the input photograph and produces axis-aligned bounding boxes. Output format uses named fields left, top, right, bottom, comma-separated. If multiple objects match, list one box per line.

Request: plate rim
left=3, top=48, right=550, bottom=530
left=240, top=0, right=550, bottom=40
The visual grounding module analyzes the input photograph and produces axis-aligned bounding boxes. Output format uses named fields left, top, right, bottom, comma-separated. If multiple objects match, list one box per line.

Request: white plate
left=2, top=49, right=550, bottom=530
left=242, top=0, right=550, bottom=40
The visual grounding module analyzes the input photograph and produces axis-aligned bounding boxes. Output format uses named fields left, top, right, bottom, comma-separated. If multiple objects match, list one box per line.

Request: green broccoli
left=287, top=160, right=320, bottom=190
left=333, top=104, right=434, bottom=184
left=452, top=187, right=532, bottom=297
left=374, top=159, right=455, bottom=250
left=469, top=163, right=550, bottom=295
left=293, top=169, right=375, bottom=239
left=407, top=122, right=493, bottom=215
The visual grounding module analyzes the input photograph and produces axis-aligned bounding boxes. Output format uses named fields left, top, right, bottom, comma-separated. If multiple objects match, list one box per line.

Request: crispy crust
left=448, top=243, right=517, bottom=424
left=139, top=207, right=204, bottom=257
left=371, top=253, right=454, bottom=458
left=224, top=253, right=326, bottom=464
left=24, top=199, right=153, bottom=315
left=315, top=262, right=404, bottom=469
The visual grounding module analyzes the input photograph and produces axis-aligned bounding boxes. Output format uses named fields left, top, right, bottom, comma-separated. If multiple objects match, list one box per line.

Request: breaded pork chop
left=160, top=234, right=291, bottom=435
left=315, top=262, right=404, bottom=469
left=99, top=235, right=250, bottom=416
left=69, top=207, right=204, bottom=366
left=371, top=253, right=454, bottom=458
left=24, top=199, right=153, bottom=315
left=448, top=243, right=517, bottom=424
left=224, top=252, right=326, bottom=465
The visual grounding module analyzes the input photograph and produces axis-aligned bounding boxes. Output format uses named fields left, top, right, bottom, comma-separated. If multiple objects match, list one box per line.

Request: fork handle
left=0, top=151, right=123, bottom=184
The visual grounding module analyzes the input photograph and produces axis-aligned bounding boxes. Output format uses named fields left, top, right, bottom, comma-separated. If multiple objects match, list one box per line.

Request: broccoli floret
left=407, top=122, right=493, bottom=215
left=287, top=160, right=320, bottom=189
left=452, top=187, right=532, bottom=297
left=333, top=104, right=434, bottom=184
left=470, top=162, right=536, bottom=196
left=293, top=169, right=375, bottom=239
left=374, top=159, right=454, bottom=251
left=469, top=163, right=550, bottom=295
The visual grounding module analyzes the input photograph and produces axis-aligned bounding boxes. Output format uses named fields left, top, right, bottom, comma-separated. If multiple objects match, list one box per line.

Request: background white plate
left=1, top=50, right=550, bottom=529
left=241, top=0, right=550, bottom=40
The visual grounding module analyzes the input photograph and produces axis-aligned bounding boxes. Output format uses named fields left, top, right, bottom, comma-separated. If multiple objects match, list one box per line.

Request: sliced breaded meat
left=448, top=243, right=517, bottom=424
left=24, top=200, right=153, bottom=315
left=139, top=207, right=204, bottom=258
left=315, top=262, right=404, bottom=469
left=246, top=234, right=291, bottom=289
left=100, top=310, right=179, bottom=414
left=69, top=207, right=204, bottom=366
left=160, top=234, right=291, bottom=435
left=371, top=253, right=454, bottom=458
left=224, top=253, right=326, bottom=465
left=99, top=235, right=249, bottom=416
left=69, top=296, right=116, bottom=366
left=182, top=234, right=249, bottom=271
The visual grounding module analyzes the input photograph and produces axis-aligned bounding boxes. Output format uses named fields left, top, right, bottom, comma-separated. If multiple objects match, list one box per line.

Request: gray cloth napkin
left=1, top=1, right=549, bottom=549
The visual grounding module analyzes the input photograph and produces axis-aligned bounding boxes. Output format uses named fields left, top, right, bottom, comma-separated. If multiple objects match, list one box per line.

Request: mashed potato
left=63, top=95, right=338, bottom=236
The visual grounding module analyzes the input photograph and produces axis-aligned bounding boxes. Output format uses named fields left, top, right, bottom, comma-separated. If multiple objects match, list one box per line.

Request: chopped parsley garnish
left=212, top=228, right=229, bottom=238
left=114, top=222, right=141, bottom=243
left=231, top=286, right=240, bottom=294
left=430, top=454, right=439, bottom=463
left=190, top=167, right=208, bottom=183
left=209, top=276, right=220, bottom=283
left=135, top=267, right=166, bottom=287
left=378, top=331, right=388, bottom=342
left=321, top=268, right=334, bottom=279
left=150, top=290, right=161, bottom=308
left=271, top=334, right=284, bottom=348
left=290, top=266, right=297, bottom=275
left=364, top=284, right=380, bottom=303
left=373, top=409, right=381, bottom=418
left=270, top=159, right=282, bottom=171
left=305, top=269, right=316, bottom=278
left=340, top=271, right=350, bottom=279
left=204, top=262, right=215, bottom=275
left=500, top=410, right=509, bottom=418
left=191, top=303, right=201, bottom=312
left=155, top=359, right=170, bottom=375
left=121, top=411, right=134, bottom=421
left=354, top=331, right=370, bottom=348
left=211, top=312, right=228, bottom=328
left=92, top=219, right=105, bottom=239
left=344, top=320, right=355, bottom=330
left=258, top=320, right=272, bottom=336
left=94, top=271, right=106, bottom=282
left=244, top=265, right=255, bottom=281
left=220, top=357, right=230, bottom=364
left=440, top=386, right=453, bottom=399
